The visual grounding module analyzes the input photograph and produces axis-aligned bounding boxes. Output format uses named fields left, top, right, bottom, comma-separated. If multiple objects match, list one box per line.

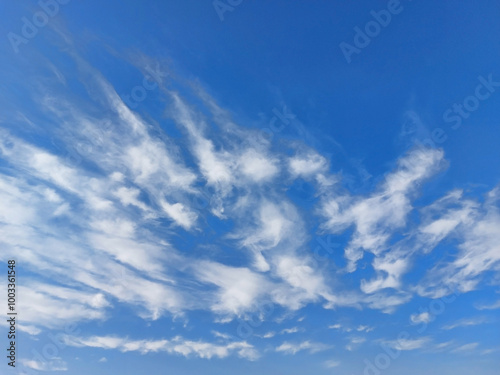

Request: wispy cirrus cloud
left=1, top=25, right=499, bottom=371
left=410, top=312, right=433, bottom=324
left=63, top=335, right=259, bottom=360
left=451, top=343, right=479, bottom=353
left=476, top=300, right=500, bottom=310
left=345, top=336, right=366, bottom=351
left=324, top=359, right=340, bottom=368
left=319, top=147, right=446, bottom=286
left=382, top=337, right=431, bottom=351
left=442, top=317, right=489, bottom=330
left=21, top=358, right=68, bottom=372
left=416, top=187, right=500, bottom=298
left=275, top=341, right=331, bottom=355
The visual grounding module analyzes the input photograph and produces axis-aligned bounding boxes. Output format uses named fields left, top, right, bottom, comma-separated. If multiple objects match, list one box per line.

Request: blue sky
left=1, top=1, right=499, bottom=374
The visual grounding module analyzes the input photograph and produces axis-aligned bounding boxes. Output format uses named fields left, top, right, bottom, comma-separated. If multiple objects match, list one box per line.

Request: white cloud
left=170, top=93, right=281, bottom=207
left=0, top=130, right=191, bottom=323
left=159, top=199, right=198, bottom=230
left=212, top=331, right=233, bottom=340
left=238, top=149, right=279, bottom=182
left=361, top=292, right=412, bottom=313
left=280, top=327, right=300, bottom=334
left=320, top=148, right=445, bottom=274
left=328, top=323, right=342, bottom=330
left=88, top=218, right=169, bottom=274
left=416, top=190, right=478, bottom=254
left=63, top=335, right=259, bottom=360
left=124, top=140, right=196, bottom=189
left=274, top=255, right=325, bottom=296
left=3, top=42, right=499, bottom=368
left=112, top=186, right=149, bottom=211
left=276, top=341, right=330, bottom=355
left=15, top=284, right=108, bottom=329
left=356, top=325, right=374, bottom=332
left=232, top=199, right=304, bottom=272
left=432, top=341, right=454, bottom=351
left=192, top=261, right=270, bottom=316
left=410, top=312, right=433, bottom=324
left=416, top=186, right=500, bottom=298
left=346, top=336, right=366, bottom=351
left=451, top=343, right=479, bottom=353
left=383, top=337, right=431, bottom=351
left=476, top=300, right=500, bottom=310
left=442, top=317, right=488, bottom=330
left=481, top=347, right=500, bottom=355
left=288, top=151, right=328, bottom=179
left=18, top=324, right=42, bottom=336
left=324, top=359, right=340, bottom=368
left=328, top=323, right=374, bottom=332
left=21, top=358, right=68, bottom=371
left=260, top=332, right=276, bottom=339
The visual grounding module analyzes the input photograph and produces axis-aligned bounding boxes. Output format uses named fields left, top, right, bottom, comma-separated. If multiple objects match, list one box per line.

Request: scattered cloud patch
left=442, top=317, right=489, bottom=330
left=383, top=337, right=431, bottom=351
left=276, top=341, right=330, bottom=355
left=410, top=312, right=433, bottom=324
left=63, top=335, right=259, bottom=360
